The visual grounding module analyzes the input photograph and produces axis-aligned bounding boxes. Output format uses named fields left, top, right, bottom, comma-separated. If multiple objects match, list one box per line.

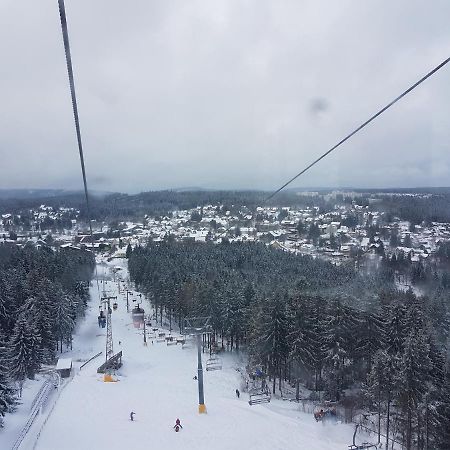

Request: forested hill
left=0, top=244, right=95, bottom=416
left=128, top=240, right=354, bottom=304
left=128, top=241, right=450, bottom=448
left=3, top=188, right=450, bottom=224
left=0, top=190, right=329, bottom=219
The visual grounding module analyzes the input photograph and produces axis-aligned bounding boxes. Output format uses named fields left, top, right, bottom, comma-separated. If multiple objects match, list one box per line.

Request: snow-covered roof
left=56, top=358, right=72, bottom=370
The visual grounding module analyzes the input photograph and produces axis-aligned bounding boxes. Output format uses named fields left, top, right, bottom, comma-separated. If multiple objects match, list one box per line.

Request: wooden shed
left=56, top=358, right=73, bottom=378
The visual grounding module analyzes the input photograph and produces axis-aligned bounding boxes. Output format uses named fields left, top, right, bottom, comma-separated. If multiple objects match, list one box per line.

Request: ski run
left=3, top=259, right=377, bottom=450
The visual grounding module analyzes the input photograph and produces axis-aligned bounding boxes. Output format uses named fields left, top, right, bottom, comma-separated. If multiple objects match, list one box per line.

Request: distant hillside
left=0, top=189, right=72, bottom=199
left=2, top=187, right=450, bottom=224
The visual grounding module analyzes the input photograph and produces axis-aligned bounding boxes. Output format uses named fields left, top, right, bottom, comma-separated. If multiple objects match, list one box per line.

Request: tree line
left=128, top=240, right=450, bottom=449
left=0, top=244, right=94, bottom=421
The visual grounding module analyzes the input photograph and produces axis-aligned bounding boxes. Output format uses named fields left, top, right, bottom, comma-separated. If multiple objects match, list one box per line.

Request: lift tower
left=184, top=316, right=212, bottom=414
left=101, top=295, right=118, bottom=362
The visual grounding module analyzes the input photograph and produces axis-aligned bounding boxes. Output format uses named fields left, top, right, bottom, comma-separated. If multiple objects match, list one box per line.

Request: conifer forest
left=0, top=244, right=94, bottom=416
left=129, top=241, right=450, bottom=449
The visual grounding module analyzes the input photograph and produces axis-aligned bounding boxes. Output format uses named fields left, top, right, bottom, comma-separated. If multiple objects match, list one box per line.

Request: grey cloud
left=1, top=0, right=449, bottom=193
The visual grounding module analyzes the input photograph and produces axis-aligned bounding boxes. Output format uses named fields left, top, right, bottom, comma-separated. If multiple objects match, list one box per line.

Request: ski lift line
left=264, top=56, right=450, bottom=202
left=217, top=57, right=450, bottom=239
left=57, top=0, right=100, bottom=298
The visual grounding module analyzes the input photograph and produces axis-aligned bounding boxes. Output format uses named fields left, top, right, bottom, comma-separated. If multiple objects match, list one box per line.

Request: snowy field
left=4, top=260, right=373, bottom=450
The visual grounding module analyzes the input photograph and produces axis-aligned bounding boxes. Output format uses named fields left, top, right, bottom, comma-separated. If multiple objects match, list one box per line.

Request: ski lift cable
left=264, top=56, right=450, bottom=202
left=218, top=56, right=450, bottom=239
left=57, top=0, right=100, bottom=299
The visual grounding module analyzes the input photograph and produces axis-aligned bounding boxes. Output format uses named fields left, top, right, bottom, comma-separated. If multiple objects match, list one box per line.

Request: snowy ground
left=4, top=260, right=376, bottom=450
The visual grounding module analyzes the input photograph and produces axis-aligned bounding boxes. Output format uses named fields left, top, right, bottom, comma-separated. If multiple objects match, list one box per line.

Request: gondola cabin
left=131, top=306, right=145, bottom=328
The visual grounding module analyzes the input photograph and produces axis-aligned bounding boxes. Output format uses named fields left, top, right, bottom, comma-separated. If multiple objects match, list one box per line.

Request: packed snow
left=4, top=260, right=374, bottom=450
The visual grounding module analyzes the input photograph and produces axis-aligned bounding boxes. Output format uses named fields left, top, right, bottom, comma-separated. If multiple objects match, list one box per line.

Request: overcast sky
left=0, top=0, right=449, bottom=193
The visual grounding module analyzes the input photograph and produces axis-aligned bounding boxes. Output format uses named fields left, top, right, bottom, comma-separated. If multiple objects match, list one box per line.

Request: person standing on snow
left=130, top=411, right=136, bottom=421
left=173, top=418, right=183, bottom=431
left=235, top=389, right=240, bottom=398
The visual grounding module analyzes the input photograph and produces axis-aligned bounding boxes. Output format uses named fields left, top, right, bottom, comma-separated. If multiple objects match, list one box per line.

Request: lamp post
left=126, top=290, right=133, bottom=313
left=143, top=317, right=147, bottom=345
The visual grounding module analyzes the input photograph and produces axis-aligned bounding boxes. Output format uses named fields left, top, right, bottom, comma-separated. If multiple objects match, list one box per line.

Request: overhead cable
left=57, top=0, right=100, bottom=296
left=264, top=56, right=450, bottom=202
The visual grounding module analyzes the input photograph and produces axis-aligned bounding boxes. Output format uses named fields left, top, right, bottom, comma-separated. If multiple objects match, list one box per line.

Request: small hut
left=56, top=358, right=73, bottom=378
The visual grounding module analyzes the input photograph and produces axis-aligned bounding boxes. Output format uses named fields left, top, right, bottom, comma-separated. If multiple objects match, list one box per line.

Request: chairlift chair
left=348, top=425, right=379, bottom=449
left=248, top=390, right=271, bottom=405
left=313, top=403, right=338, bottom=422
left=205, top=354, right=222, bottom=371
left=156, top=332, right=166, bottom=343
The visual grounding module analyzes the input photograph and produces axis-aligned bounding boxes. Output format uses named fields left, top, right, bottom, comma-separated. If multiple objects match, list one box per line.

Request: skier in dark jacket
left=130, top=411, right=135, bottom=421
left=173, top=418, right=183, bottom=431
left=235, top=389, right=240, bottom=398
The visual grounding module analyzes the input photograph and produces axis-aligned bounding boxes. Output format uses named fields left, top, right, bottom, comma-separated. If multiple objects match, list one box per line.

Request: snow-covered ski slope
left=34, top=261, right=365, bottom=450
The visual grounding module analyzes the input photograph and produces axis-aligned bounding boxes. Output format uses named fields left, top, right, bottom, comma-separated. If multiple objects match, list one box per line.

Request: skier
left=173, top=418, right=183, bottom=432
left=235, top=389, right=240, bottom=398
left=314, top=409, right=324, bottom=421
left=193, top=375, right=198, bottom=380
left=130, top=411, right=136, bottom=421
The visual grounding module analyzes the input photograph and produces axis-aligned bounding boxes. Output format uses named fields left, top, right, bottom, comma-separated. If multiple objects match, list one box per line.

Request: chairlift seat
left=206, top=356, right=222, bottom=371
left=248, top=392, right=271, bottom=405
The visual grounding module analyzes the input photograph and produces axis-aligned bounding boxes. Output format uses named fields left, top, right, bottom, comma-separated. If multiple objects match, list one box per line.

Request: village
left=1, top=191, right=449, bottom=272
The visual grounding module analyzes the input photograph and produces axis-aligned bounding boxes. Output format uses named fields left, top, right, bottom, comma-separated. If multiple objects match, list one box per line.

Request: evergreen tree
left=252, top=292, right=289, bottom=394
left=0, top=328, right=16, bottom=417
left=288, top=295, right=325, bottom=390
left=433, top=375, right=450, bottom=450
left=397, top=328, right=432, bottom=449
left=385, top=303, right=407, bottom=356
left=355, top=311, right=385, bottom=374
left=366, top=350, right=400, bottom=449
left=0, top=360, right=16, bottom=418
left=8, top=316, right=42, bottom=393
left=52, top=289, right=75, bottom=353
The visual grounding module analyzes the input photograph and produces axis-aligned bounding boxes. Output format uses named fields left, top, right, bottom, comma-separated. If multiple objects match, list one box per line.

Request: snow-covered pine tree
left=8, top=316, right=36, bottom=395
left=252, top=292, right=289, bottom=394
left=355, top=311, right=386, bottom=375
left=52, top=287, right=75, bottom=353
left=0, top=328, right=16, bottom=418
left=126, top=243, right=132, bottom=258
left=0, top=272, right=16, bottom=333
left=433, top=374, right=450, bottom=450
left=288, top=294, right=326, bottom=391
left=0, top=359, right=16, bottom=420
left=365, top=349, right=400, bottom=449
left=397, top=328, right=432, bottom=450
left=385, top=303, right=407, bottom=356
left=322, top=299, right=357, bottom=400
left=21, top=293, right=56, bottom=363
